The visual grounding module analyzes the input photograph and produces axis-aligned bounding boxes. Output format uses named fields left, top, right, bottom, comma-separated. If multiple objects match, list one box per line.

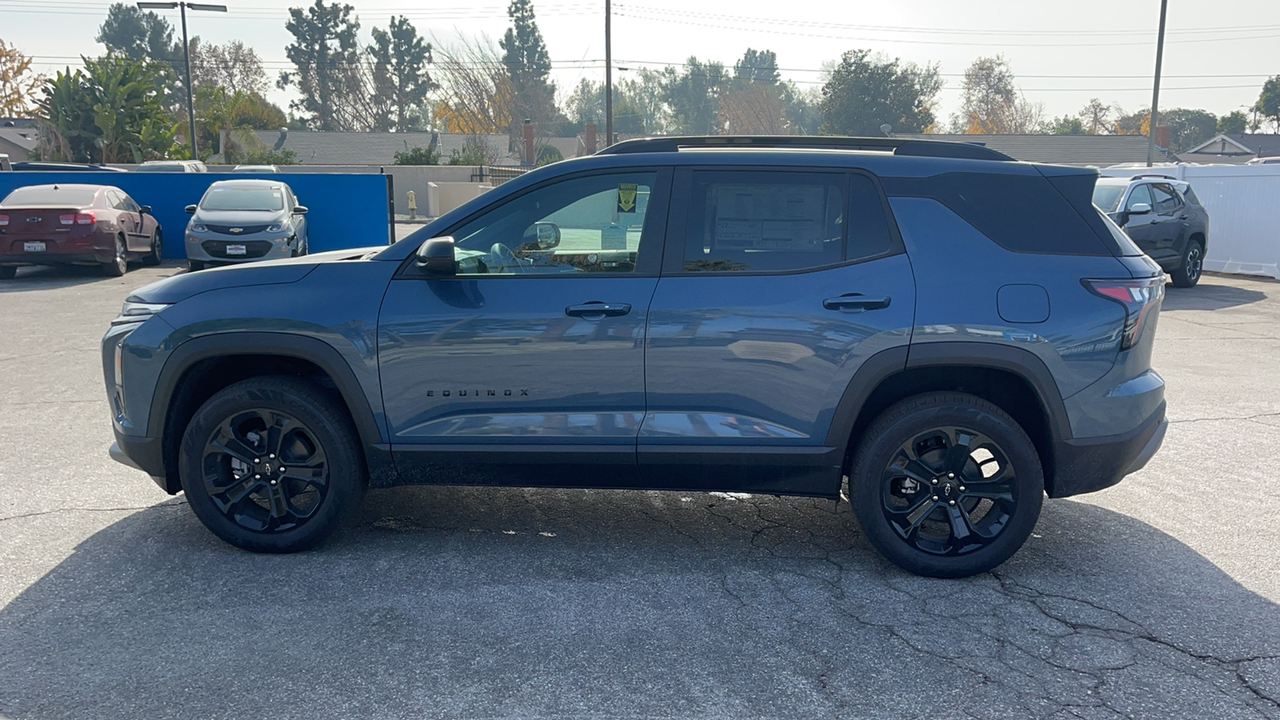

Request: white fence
left=1101, top=163, right=1280, bottom=279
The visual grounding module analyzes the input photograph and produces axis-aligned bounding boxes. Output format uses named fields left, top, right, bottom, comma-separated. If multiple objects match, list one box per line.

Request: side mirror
left=185, top=204, right=197, bottom=214
left=1128, top=202, right=1152, bottom=215
left=293, top=205, right=308, bottom=215
left=415, top=236, right=456, bottom=276
left=138, top=205, right=152, bottom=215
left=533, top=222, right=560, bottom=250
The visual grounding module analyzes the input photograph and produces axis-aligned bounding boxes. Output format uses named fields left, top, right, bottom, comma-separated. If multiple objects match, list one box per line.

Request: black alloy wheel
left=850, top=392, right=1043, bottom=578
left=180, top=376, right=365, bottom=552
left=199, top=408, right=330, bottom=534
left=1171, top=239, right=1203, bottom=288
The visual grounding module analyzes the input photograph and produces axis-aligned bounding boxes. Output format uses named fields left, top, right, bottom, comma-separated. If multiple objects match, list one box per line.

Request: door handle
left=565, top=301, right=631, bottom=318
left=823, top=294, right=891, bottom=312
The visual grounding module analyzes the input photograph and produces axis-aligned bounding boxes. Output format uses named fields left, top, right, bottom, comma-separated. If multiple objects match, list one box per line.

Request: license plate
left=23, top=241, right=46, bottom=252
left=226, top=244, right=247, bottom=256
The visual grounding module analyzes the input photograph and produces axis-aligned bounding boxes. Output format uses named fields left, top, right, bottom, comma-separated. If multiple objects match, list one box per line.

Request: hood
left=127, top=247, right=381, bottom=304
left=192, top=208, right=287, bottom=226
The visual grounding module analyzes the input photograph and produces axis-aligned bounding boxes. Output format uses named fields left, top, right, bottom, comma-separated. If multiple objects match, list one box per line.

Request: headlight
left=189, top=222, right=208, bottom=232
left=112, top=300, right=170, bottom=326
left=267, top=221, right=287, bottom=233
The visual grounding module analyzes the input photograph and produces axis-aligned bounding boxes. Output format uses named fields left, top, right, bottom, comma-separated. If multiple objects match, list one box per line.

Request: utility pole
left=1146, top=0, right=1168, bottom=167
left=604, top=0, right=613, bottom=148
left=137, top=2, right=228, bottom=159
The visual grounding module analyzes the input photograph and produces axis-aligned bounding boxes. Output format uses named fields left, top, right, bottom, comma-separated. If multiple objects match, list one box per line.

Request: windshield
left=1, top=187, right=97, bottom=206
left=200, top=186, right=285, bottom=212
left=1092, top=184, right=1126, bottom=213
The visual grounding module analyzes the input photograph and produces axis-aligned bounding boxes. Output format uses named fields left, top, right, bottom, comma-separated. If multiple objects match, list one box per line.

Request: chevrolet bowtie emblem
left=229, top=228, right=244, bottom=233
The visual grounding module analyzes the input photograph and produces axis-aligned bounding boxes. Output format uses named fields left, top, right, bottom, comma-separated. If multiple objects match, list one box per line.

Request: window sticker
left=712, top=185, right=824, bottom=252
left=617, top=183, right=638, bottom=213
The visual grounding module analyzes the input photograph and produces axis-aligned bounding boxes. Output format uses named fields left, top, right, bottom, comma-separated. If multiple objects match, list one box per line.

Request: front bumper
left=186, top=233, right=295, bottom=263
left=110, top=431, right=173, bottom=492
left=1049, top=400, right=1167, bottom=498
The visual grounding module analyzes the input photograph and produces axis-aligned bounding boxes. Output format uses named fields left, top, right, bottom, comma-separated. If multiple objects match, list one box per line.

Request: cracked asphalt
left=1, top=262, right=1279, bottom=719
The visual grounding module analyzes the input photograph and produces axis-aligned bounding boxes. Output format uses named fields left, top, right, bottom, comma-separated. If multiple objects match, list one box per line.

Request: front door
left=640, top=168, right=916, bottom=496
left=378, top=169, right=670, bottom=487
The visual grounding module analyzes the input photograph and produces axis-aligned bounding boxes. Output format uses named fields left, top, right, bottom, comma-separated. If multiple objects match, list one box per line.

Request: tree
left=195, top=86, right=285, bottom=159
left=1218, top=110, right=1249, bottom=135
left=190, top=39, right=267, bottom=96
left=818, top=49, right=941, bottom=136
left=1255, top=76, right=1280, bottom=133
left=953, top=55, right=1040, bottom=134
left=1114, top=108, right=1149, bottom=136
left=1161, top=108, right=1218, bottom=152
left=734, top=48, right=780, bottom=85
left=1040, top=115, right=1087, bottom=135
left=662, top=57, right=728, bottom=135
left=368, top=16, right=436, bottom=132
left=1078, top=98, right=1116, bottom=135
left=447, top=135, right=501, bottom=165
left=0, top=38, right=45, bottom=116
left=96, top=3, right=179, bottom=62
left=279, top=0, right=362, bottom=131
left=35, top=54, right=178, bottom=163
left=500, top=0, right=558, bottom=133
left=433, top=36, right=514, bottom=135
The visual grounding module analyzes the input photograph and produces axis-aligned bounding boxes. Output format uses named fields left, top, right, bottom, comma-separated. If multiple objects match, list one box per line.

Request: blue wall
left=0, top=172, right=392, bottom=258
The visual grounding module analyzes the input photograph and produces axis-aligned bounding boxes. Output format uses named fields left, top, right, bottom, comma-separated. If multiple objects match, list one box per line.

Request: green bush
left=393, top=144, right=439, bottom=165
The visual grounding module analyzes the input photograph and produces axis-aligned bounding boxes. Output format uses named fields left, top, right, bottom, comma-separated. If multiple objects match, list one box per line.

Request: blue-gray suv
left=102, top=136, right=1168, bottom=577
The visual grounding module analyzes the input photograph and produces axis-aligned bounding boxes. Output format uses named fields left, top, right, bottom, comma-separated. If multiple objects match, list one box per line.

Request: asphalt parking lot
left=1, top=261, right=1278, bottom=720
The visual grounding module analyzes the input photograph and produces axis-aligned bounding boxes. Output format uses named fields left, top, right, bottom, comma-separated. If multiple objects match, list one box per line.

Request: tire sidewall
left=178, top=378, right=364, bottom=553
left=850, top=396, right=1044, bottom=578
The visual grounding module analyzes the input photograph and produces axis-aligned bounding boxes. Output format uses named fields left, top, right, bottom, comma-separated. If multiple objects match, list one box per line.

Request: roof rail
left=595, top=135, right=1015, bottom=162
left=1129, top=173, right=1179, bottom=181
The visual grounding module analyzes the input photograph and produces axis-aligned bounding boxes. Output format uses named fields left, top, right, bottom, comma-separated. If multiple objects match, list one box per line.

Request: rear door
left=639, top=167, right=916, bottom=496
left=1147, top=182, right=1189, bottom=264
left=106, top=190, right=146, bottom=251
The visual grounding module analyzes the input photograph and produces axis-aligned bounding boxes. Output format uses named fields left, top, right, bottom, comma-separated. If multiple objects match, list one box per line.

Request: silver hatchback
left=184, top=179, right=309, bottom=271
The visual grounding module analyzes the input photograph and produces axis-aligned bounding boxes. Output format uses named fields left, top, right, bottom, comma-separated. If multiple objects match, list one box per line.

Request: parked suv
left=103, top=136, right=1168, bottom=578
left=1092, top=174, right=1209, bottom=287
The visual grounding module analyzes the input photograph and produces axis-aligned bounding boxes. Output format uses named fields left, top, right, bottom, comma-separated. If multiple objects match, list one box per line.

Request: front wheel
left=1170, top=239, right=1203, bottom=288
left=142, top=230, right=162, bottom=266
left=179, top=376, right=366, bottom=552
left=849, top=392, right=1044, bottom=578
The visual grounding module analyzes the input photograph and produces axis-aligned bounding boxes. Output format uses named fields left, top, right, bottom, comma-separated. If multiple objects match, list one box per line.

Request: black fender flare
left=823, top=341, right=1073, bottom=473
left=148, top=332, right=394, bottom=489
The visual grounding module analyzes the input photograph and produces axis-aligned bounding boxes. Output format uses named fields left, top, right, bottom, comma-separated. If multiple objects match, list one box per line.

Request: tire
left=849, top=392, right=1044, bottom=578
left=142, top=230, right=162, bottom=266
left=1170, top=238, right=1203, bottom=288
left=102, top=234, right=127, bottom=277
left=187, top=259, right=204, bottom=272
left=178, top=376, right=366, bottom=553
left=0, top=266, right=15, bottom=280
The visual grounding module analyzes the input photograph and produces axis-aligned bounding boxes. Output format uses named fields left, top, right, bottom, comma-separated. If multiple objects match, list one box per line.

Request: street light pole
left=137, top=2, right=227, bottom=159
left=604, top=0, right=612, bottom=148
left=1146, top=0, right=1168, bottom=167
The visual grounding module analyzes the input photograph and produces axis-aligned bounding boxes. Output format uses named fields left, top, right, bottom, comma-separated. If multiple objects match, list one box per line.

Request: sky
left=4, top=0, right=1279, bottom=129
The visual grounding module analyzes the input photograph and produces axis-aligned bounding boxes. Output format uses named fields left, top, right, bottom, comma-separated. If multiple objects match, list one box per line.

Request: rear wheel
left=142, top=230, right=162, bottom=266
left=102, top=234, right=127, bottom=277
left=187, top=259, right=204, bottom=272
left=849, top=392, right=1044, bottom=578
left=0, top=266, right=15, bottom=280
left=179, top=376, right=366, bottom=552
left=1170, top=238, right=1203, bottom=288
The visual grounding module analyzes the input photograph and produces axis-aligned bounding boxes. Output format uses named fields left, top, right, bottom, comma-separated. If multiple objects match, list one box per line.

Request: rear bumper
left=0, top=251, right=110, bottom=265
left=1049, top=401, right=1166, bottom=498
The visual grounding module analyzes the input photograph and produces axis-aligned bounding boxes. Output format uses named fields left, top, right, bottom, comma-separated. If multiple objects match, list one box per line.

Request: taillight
left=0, top=214, right=8, bottom=226
left=60, top=213, right=75, bottom=225
left=76, top=211, right=97, bottom=225
left=1084, top=276, right=1165, bottom=350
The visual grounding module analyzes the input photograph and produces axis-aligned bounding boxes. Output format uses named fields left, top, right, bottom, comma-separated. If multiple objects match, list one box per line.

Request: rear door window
left=1150, top=183, right=1183, bottom=215
left=682, top=170, right=845, bottom=272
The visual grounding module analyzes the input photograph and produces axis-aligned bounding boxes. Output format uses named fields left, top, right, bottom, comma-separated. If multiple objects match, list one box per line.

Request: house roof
left=252, top=131, right=513, bottom=166
left=1182, top=134, right=1280, bottom=161
left=0, top=126, right=38, bottom=162
left=898, top=133, right=1161, bottom=166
